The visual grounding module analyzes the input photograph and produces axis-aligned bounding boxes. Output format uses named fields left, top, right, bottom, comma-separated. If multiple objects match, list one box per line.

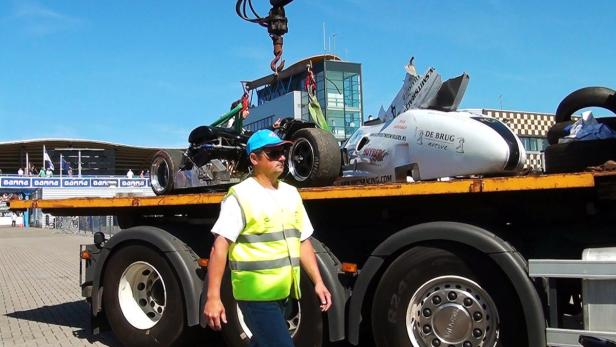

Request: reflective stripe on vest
left=227, top=179, right=304, bottom=301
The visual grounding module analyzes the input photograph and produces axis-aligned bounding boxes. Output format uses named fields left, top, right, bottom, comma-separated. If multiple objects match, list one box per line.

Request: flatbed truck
left=9, top=171, right=616, bottom=347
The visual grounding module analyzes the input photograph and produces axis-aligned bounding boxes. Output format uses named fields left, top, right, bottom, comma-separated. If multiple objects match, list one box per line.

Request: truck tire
left=220, top=269, right=325, bottom=347
left=102, top=244, right=186, bottom=347
left=554, top=86, right=616, bottom=123
left=150, top=149, right=184, bottom=195
left=545, top=138, right=616, bottom=173
left=287, top=128, right=341, bottom=187
left=548, top=86, right=616, bottom=145
left=371, top=245, right=526, bottom=347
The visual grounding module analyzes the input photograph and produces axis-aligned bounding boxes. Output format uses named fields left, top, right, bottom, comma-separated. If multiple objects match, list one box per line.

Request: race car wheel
left=371, top=245, right=526, bottom=347
left=287, top=128, right=341, bottom=187
left=220, top=269, right=325, bottom=347
left=150, top=149, right=184, bottom=195
left=103, top=244, right=186, bottom=347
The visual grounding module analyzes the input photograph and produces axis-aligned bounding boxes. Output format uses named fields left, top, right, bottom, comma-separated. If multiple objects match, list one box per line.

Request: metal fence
left=53, top=215, right=120, bottom=235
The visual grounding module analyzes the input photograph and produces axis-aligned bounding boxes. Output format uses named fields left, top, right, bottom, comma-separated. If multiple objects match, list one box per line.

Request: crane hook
left=270, top=49, right=285, bottom=74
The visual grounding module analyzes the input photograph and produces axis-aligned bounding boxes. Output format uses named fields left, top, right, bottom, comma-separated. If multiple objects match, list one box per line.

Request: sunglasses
left=261, top=148, right=287, bottom=160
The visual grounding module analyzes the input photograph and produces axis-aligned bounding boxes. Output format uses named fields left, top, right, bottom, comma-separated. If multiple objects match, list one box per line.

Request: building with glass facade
left=244, top=54, right=363, bottom=142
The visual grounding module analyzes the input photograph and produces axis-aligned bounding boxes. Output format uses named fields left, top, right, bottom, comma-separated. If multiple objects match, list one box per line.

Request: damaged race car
left=338, top=58, right=527, bottom=185
left=149, top=103, right=340, bottom=195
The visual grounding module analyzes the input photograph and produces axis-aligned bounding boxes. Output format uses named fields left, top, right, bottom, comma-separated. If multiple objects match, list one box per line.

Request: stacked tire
left=545, top=87, right=616, bottom=173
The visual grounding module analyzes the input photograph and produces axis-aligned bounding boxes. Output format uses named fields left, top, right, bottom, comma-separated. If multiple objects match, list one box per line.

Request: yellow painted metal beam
left=8, top=172, right=599, bottom=210
left=300, top=173, right=596, bottom=200
left=9, top=192, right=226, bottom=210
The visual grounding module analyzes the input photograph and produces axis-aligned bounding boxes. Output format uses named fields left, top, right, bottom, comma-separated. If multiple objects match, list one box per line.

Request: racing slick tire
left=371, top=245, right=526, bottom=347
left=102, top=244, right=186, bottom=347
left=220, top=269, right=325, bottom=347
left=150, top=149, right=184, bottom=195
left=287, top=128, right=341, bottom=187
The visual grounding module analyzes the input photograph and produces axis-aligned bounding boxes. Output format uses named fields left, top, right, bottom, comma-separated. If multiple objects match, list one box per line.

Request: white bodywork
left=339, top=59, right=526, bottom=185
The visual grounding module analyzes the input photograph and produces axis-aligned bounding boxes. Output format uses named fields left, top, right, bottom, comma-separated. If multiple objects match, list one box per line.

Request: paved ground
left=0, top=226, right=120, bottom=347
left=0, top=226, right=354, bottom=347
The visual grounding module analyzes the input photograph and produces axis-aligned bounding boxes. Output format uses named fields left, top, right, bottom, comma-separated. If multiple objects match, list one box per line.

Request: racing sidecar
left=150, top=118, right=340, bottom=195
left=339, top=59, right=527, bottom=184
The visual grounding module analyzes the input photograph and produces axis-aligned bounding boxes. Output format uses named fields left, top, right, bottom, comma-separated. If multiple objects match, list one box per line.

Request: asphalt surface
left=0, top=226, right=357, bottom=347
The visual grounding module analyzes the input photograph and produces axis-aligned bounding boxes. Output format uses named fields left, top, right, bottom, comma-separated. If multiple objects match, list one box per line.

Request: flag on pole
left=25, top=152, right=30, bottom=175
left=43, top=145, right=54, bottom=170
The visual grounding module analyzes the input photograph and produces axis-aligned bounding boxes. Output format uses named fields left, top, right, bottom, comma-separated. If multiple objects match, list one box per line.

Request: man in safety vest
left=203, top=129, right=332, bottom=346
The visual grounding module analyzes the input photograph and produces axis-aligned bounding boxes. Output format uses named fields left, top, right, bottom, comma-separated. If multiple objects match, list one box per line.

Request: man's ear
left=249, top=152, right=259, bottom=166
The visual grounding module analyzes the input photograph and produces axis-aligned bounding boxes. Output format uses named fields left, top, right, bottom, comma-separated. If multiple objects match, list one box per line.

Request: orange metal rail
left=8, top=172, right=599, bottom=211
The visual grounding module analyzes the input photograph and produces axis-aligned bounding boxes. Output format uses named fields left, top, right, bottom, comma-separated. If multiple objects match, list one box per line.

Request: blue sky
left=1, top=0, right=615, bottom=147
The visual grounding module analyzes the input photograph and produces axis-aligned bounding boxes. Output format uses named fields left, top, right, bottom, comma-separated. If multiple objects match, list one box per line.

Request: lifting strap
left=305, top=62, right=330, bottom=131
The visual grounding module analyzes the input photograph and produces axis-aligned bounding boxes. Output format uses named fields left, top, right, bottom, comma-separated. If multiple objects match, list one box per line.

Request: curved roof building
left=0, top=138, right=170, bottom=175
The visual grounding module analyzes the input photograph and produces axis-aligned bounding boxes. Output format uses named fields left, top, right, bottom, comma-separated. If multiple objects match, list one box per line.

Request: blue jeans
left=237, top=300, right=294, bottom=347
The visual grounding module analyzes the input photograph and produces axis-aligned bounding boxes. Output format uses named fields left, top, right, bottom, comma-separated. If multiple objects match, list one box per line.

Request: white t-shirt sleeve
left=299, top=202, right=314, bottom=241
left=211, top=195, right=245, bottom=242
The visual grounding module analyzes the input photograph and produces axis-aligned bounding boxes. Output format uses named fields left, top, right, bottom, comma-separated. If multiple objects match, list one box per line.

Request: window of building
left=244, top=115, right=275, bottom=132
left=520, top=137, right=548, bottom=152
left=343, top=72, right=361, bottom=109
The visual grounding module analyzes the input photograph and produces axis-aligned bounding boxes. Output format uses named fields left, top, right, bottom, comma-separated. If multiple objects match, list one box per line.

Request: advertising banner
left=0, top=177, right=150, bottom=189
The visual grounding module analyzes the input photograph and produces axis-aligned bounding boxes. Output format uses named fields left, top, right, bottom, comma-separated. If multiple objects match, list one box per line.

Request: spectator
left=18, top=168, right=24, bottom=176
left=139, top=170, right=145, bottom=178
left=38, top=168, right=46, bottom=177
left=145, top=170, right=150, bottom=178
left=46, top=168, right=53, bottom=177
left=11, top=212, right=17, bottom=227
left=126, top=169, right=134, bottom=179
left=68, top=167, right=73, bottom=177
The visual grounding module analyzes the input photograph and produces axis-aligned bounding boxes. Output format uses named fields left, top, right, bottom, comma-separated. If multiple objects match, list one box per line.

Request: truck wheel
left=548, top=86, right=616, bottom=145
left=371, top=245, right=525, bottom=347
left=287, top=128, right=341, bottom=187
left=554, top=86, right=616, bottom=123
left=103, top=244, right=186, bottom=347
left=220, top=270, right=324, bottom=346
left=150, top=149, right=184, bottom=195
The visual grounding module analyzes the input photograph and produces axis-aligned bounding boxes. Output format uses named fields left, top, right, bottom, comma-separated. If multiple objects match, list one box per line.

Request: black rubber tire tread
left=555, top=86, right=616, bottom=123
left=220, top=269, right=325, bottom=347
left=544, top=138, right=616, bottom=173
left=188, top=126, right=213, bottom=145
left=102, top=244, right=186, bottom=347
left=287, top=128, right=341, bottom=187
left=150, top=149, right=184, bottom=195
left=371, top=245, right=526, bottom=347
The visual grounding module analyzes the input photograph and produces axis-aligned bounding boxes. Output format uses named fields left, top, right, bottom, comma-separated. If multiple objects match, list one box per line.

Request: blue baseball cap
left=246, top=129, right=292, bottom=154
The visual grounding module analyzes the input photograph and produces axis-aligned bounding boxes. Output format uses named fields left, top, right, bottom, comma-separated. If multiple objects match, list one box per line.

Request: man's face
left=250, top=146, right=288, bottom=176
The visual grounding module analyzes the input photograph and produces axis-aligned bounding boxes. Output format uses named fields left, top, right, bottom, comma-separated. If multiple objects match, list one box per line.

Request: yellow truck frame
left=10, top=172, right=616, bottom=347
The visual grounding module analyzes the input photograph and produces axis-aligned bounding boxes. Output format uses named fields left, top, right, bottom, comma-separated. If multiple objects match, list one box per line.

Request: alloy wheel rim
left=118, top=261, right=167, bottom=329
left=406, top=275, right=500, bottom=347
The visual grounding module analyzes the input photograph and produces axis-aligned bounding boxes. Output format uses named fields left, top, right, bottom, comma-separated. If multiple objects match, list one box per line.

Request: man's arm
left=300, top=239, right=332, bottom=312
left=203, top=235, right=230, bottom=330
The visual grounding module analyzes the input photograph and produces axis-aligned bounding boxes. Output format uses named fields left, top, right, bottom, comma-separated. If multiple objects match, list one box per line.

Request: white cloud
left=9, top=1, right=83, bottom=37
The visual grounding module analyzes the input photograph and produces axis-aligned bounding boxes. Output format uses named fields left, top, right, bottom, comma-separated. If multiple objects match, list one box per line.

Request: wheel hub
left=151, top=157, right=170, bottom=194
left=118, top=261, right=167, bottom=330
left=288, top=138, right=314, bottom=181
left=407, top=276, right=499, bottom=347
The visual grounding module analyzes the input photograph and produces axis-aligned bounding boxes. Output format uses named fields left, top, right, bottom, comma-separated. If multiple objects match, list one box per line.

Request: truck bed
left=9, top=172, right=615, bottom=216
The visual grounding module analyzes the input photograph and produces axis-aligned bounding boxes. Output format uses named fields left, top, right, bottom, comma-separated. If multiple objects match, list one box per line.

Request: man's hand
left=315, top=282, right=332, bottom=312
left=203, top=298, right=227, bottom=331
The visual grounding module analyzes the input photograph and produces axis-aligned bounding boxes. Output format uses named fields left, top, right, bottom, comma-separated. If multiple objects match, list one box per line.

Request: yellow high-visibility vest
left=227, top=178, right=304, bottom=301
